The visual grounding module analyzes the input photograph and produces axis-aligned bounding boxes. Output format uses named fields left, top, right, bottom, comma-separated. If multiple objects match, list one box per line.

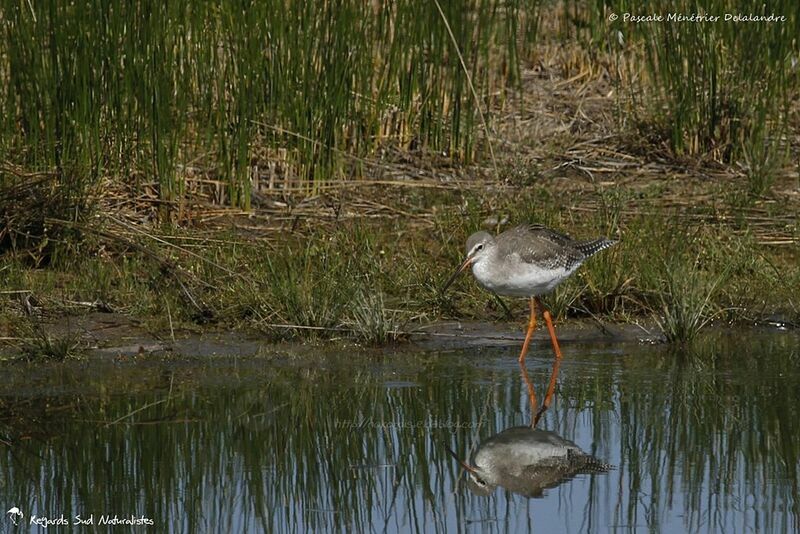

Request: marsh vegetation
left=1, top=0, right=798, bottom=349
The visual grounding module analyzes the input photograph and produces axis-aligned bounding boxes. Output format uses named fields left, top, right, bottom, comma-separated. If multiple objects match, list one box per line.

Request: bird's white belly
left=472, top=259, right=574, bottom=298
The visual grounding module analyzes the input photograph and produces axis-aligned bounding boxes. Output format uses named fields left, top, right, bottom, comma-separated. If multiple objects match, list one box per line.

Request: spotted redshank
left=446, top=426, right=611, bottom=497
left=443, top=224, right=616, bottom=415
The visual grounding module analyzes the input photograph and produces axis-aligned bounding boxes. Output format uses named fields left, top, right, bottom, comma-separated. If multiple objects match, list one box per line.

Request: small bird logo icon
left=6, top=507, right=23, bottom=526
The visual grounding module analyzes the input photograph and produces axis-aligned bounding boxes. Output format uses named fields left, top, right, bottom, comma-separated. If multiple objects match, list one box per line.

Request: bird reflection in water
left=447, top=360, right=611, bottom=497
left=447, top=425, right=611, bottom=497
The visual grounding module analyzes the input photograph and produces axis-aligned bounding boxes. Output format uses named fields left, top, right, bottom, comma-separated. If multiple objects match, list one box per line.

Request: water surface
left=1, top=331, right=798, bottom=533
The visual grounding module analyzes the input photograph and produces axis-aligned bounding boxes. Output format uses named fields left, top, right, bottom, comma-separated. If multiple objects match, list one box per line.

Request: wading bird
left=442, top=224, right=615, bottom=416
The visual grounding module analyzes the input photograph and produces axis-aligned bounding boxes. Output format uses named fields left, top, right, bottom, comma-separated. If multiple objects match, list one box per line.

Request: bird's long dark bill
left=442, top=257, right=472, bottom=292
left=444, top=443, right=478, bottom=474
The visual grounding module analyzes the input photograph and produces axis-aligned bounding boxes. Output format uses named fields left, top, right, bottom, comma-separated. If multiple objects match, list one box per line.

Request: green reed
left=573, top=0, right=798, bottom=193
left=0, top=0, right=533, bottom=219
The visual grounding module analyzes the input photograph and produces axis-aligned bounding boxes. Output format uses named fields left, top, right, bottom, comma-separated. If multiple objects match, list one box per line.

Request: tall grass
left=575, top=0, right=799, bottom=193
left=0, top=0, right=535, bottom=219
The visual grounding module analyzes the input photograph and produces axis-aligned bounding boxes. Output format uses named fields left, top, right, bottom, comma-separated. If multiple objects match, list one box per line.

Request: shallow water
left=1, top=331, right=799, bottom=533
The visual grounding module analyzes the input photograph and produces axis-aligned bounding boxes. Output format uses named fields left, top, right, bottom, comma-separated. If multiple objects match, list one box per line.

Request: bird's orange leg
left=517, top=297, right=539, bottom=423
left=519, top=361, right=538, bottom=427
left=534, top=298, right=563, bottom=424
left=533, top=355, right=561, bottom=427
left=518, top=297, right=537, bottom=365
left=537, top=298, right=563, bottom=360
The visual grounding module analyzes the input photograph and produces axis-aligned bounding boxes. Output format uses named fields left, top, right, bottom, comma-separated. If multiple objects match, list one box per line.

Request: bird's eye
left=475, top=244, right=483, bottom=251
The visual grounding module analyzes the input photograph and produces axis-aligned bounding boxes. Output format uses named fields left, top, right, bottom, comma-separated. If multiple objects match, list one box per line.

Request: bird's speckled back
left=495, top=224, right=610, bottom=270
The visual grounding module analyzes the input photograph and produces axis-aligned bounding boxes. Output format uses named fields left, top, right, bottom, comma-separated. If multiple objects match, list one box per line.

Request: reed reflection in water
left=0, top=331, right=798, bottom=532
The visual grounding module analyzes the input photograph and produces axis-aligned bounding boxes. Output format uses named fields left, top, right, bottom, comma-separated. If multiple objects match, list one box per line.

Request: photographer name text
left=611, top=12, right=786, bottom=23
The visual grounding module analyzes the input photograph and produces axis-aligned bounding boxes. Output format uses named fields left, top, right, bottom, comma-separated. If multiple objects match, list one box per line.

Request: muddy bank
left=5, top=308, right=796, bottom=363
left=1, top=310, right=667, bottom=361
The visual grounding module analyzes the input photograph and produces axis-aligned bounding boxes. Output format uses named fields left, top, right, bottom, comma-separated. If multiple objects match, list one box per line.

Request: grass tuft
left=347, top=286, right=404, bottom=345
left=14, top=317, right=83, bottom=362
left=653, top=255, right=730, bottom=344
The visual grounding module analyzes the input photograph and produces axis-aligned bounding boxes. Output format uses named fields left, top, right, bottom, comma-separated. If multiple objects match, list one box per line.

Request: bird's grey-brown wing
left=496, top=225, right=586, bottom=270
left=515, top=452, right=611, bottom=497
left=486, top=452, right=610, bottom=498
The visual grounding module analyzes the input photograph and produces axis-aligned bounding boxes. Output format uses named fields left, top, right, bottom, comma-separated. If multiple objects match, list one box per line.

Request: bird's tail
left=575, top=238, right=616, bottom=258
left=567, top=450, right=614, bottom=473
left=578, top=456, right=614, bottom=473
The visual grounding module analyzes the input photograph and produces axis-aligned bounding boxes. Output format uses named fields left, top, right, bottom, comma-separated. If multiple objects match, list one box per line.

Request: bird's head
left=442, top=231, right=494, bottom=292
left=444, top=443, right=495, bottom=496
